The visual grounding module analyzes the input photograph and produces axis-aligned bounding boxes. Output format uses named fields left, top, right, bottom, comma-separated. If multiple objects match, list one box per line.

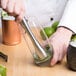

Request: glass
left=67, top=34, right=76, bottom=71
left=21, top=17, right=53, bottom=66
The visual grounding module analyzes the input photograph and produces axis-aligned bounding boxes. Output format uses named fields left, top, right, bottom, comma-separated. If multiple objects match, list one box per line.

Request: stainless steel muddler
left=21, top=17, right=53, bottom=66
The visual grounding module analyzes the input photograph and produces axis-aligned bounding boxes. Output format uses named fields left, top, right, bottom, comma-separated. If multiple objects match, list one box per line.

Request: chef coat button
left=50, top=17, right=54, bottom=21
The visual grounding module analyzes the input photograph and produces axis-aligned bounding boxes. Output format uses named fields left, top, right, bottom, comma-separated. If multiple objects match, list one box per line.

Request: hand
left=44, top=27, right=73, bottom=66
left=0, top=0, right=25, bottom=22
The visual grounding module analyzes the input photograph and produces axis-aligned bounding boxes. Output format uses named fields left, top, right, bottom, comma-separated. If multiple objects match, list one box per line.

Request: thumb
left=50, top=42, right=59, bottom=66
left=50, top=51, right=58, bottom=66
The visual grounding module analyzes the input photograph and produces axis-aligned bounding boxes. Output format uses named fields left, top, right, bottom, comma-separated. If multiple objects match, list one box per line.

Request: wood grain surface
left=0, top=29, right=76, bottom=76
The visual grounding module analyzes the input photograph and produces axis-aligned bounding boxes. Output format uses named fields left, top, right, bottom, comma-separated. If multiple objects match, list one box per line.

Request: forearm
left=58, top=0, right=76, bottom=33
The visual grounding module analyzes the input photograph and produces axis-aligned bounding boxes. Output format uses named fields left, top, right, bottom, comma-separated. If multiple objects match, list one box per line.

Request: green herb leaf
left=1, top=10, right=8, bottom=18
left=0, top=65, right=6, bottom=76
left=71, top=35, right=76, bottom=42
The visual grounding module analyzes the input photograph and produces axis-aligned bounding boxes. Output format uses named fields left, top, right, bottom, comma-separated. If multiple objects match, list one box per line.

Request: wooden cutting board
left=0, top=29, right=76, bottom=76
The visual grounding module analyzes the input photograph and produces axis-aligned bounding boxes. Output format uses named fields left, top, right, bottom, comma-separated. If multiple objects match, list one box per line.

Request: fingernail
left=50, top=59, right=55, bottom=66
left=50, top=62, right=54, bottom=66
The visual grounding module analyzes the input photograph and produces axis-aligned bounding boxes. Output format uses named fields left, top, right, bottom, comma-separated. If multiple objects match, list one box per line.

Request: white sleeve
left=58, top=0, right=76, bottom=33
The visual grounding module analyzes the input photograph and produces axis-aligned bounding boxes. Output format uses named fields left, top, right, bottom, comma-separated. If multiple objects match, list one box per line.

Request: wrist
left=57, top=27, right=73, bottom=37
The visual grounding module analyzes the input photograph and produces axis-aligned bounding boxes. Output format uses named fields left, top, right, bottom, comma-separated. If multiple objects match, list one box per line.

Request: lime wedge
left=0, top=65, right=6, bottom=76
left=40, top=21, right=59, bottom=40
left=71, top=35, right=76, bottom=42
left=1, top=10, right=8, bottom=18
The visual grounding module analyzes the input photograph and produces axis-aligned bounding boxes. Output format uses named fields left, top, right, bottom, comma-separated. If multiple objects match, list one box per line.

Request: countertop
left=0, top=29, right=76, bottom=76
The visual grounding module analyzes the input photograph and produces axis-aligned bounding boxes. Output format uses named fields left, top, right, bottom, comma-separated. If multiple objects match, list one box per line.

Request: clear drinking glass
left=21, top=16, right=53, bottom=66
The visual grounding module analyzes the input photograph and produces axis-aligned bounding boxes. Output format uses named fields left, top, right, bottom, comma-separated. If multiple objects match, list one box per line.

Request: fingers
left=6, top=0, right=15, bottom=13
left=50, top=52, right=59, bottom=66
left=0, top=0, right=25, bottom=22
left=50, top=43, right=59, bottom=66
left=16, top=9, right=25, bottom=22
left=14, top=2, right=21, bottom=15
left=1, top=0, right=8, bottom=9
left=49, top=34, right=65, bottom=66
left=42, top=37, right=60, bottom=66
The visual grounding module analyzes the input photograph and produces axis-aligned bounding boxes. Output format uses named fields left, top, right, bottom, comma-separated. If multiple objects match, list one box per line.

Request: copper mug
left=2, top=16, right=21, bottom=45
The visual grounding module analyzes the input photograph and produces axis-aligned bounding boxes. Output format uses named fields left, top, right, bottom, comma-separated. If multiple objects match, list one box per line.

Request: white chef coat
left=25, top=0, right=76, bottom=33
left=59, top=0, right=76, bottom=33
